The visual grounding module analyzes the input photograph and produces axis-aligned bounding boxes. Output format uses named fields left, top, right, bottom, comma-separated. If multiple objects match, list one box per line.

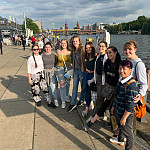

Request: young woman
left=81, top=42, right=96, bottom=118
left=56, top=39, right=72, bottom=108
left=67, top=36, right=86, bottom=112
left=85, top=46, right=121, bottom=130
left=86, top=41, right=108, bottom=122
left=124, top=40, right=148, bottom=137
left=27, top=44, right=55, bottom=107
left=42, top=42, right=58, bottom=108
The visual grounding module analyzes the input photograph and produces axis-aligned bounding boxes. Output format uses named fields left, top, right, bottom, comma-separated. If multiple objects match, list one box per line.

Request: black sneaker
left=36, top=101, right=41, bottom=107
left=87, top=121, right=93, bottom=128
left=47, top=102, right=56, bottom=108
left=77, top=101, right=84, bottom=106
left=67, top=105, right=77, bottom=112
left=84, top=121, right=93, bottom=132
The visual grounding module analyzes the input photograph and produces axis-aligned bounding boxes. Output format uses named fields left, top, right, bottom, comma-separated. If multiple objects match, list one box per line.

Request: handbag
left=62, top=53, right=73, bottom=78
left=101, top=83, right=115, bottom=100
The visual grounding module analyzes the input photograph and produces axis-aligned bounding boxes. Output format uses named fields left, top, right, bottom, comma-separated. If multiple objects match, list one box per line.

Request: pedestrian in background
left=38, top=37, right=44, bottom=55
left=21, top=35, right=26, bottom=50
left=0, top=33, right=3, bottom=55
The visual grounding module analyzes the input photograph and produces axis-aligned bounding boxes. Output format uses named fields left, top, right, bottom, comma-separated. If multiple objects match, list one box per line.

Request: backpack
left=125, top=79, right=146, bottom=118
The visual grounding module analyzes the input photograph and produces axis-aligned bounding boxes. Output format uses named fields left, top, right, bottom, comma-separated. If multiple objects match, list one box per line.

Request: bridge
left=51, top=29, right=103, bottom=35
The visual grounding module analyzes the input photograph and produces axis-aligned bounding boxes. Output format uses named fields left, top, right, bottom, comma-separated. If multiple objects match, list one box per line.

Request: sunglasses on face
left=33, top=49, right=39, bottom=51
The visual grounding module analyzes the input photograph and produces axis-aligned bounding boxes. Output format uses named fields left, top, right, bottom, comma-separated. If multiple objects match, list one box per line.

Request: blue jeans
left=71, top=69, right=84, bottom=105
left=48, top=75, right=58, bottom=100
left=57, top=66, right=72, bottom=102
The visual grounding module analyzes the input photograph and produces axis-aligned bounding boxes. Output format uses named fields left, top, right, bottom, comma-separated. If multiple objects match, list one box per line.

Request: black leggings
left=97, top=99, right=111, bottom=117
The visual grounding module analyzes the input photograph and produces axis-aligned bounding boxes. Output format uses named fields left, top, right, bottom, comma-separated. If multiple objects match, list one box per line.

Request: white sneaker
left=62, top=102, right=66, bottom=109
left=66, top=96, right=70, bottom=103
left=110, top=137, right=125, bottom=146
left=86, top=116, right=93, bottom=123
left=82, top=111, right=88, bottom=118
left=54, top=100, right=59, bottom=107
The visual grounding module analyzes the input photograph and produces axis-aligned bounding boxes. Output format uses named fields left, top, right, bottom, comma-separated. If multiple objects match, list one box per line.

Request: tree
left=22, top=17, right=40, bottom=34
left=142, top=22, right=149, bottom=34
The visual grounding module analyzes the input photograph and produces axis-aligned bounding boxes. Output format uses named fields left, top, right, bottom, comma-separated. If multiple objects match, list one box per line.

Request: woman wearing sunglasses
left=27, top=44, right=55, bottom=107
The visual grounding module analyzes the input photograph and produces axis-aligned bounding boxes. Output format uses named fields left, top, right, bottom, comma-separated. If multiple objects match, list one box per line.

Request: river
left=59, top=34, right=150, bottom=69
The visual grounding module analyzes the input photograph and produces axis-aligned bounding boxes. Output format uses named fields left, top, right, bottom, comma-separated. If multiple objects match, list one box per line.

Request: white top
left=38, top=41, right=44, bottom=49
left=27, top=55, right=44, bottom=74
left=94, top=53, right=108, bottom=85
left=130, top=58, right=148, bottom=97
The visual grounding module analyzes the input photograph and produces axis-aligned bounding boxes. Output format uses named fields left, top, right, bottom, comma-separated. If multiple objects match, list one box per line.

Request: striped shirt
left=113, top=75, right=139, bottom=119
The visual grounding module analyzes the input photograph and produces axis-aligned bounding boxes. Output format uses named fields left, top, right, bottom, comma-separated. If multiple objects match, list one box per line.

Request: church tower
left=65, top=21, right=68, bottom=29
left=77, top=20, right=80, bottom=29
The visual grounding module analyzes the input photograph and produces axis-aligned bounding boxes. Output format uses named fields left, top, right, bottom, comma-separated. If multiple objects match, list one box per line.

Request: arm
left=120, top=110, right=131, bottom=125
left=28, top=73, right=32, bottom=85
left=134, top=62, right=148, bottom=103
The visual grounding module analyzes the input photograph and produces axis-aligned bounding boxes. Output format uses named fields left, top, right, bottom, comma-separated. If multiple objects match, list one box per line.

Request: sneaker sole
left=68, top=105, right=77, bottom=112
left=110, top=141, right=124, bottom=146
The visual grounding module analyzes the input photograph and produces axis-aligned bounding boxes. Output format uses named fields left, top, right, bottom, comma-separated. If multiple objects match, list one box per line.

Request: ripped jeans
left=57, top=66, right=72, bottom=102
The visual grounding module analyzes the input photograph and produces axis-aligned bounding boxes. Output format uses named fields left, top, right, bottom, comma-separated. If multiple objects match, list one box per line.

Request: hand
left=110, top=107, right=114, bottom=115
left=29, top=79, right=32, bottom=85
left=120, top=117, right=126, bottom=126
left=86, top=68, right=90, bottom=73
left=133, top=93, right=141, bottom=103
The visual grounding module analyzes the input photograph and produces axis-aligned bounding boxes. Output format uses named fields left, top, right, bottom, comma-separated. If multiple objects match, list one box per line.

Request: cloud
left=0, top=0, right=149, bottom=29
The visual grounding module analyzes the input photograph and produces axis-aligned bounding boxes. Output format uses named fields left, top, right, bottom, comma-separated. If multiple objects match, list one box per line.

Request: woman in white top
left=27, top=44, right=55, bottom=107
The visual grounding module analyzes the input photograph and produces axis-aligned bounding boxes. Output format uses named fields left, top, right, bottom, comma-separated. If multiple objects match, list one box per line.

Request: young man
left=110, top=60, right=138, bottom=150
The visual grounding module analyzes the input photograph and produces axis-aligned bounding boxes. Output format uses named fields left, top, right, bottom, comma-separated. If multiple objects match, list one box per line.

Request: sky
left=0, top=0, right=149, bottom=30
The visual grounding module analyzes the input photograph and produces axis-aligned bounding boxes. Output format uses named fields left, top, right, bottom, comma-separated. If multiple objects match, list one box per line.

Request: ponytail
left=32, top=53, right=38, bottom=68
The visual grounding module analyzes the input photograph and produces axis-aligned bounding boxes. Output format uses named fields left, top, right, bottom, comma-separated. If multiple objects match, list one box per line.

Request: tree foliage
left=105, top=16, right=150, bottom=35
left=22, top=17, right=40, bottom=34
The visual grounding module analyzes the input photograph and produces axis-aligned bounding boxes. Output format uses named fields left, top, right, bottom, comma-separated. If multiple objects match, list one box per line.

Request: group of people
left=27, top=35, right=148, bottom=150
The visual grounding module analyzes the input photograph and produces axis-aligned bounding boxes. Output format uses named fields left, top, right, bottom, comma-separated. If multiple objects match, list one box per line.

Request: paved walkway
left=0, top=45, right=150, bottom=150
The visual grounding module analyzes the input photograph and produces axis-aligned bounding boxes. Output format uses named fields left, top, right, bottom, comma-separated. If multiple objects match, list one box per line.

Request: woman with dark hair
left=85, top=46, right=121, bottom=130
left=27, top=44, right=55, bottom=107
left=42, top=42, right=57, bottom=108
left=67, top=36, right=86, bottom=112
left=81, top=42, right=96, bottom=117
left=56, top=39, right=72, bottom=108
left=86, top=41, right=108, bottom=122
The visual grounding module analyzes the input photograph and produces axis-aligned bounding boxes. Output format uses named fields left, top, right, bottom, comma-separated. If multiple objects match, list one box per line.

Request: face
left=123, top=43, right=136, bottom=60
left=98, top=43, right=107, bottom=55
left=119, top=66, right=132, bottom=79
left=45, top=44, right=52, bottom=53
left=32, top=46, right=39, bottom=55
left=86, top=44, right=92, bottom=54
left=73, top=37, right=80, bottom=48
left=61, top=40, right=67, bottom=49
left=107, top=48, right=117, bottom=60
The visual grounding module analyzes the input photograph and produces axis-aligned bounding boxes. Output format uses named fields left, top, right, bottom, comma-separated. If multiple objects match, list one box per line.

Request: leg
left=57, top=73, right=66, bottom=102
left=0, top=46, right=3, bottom=55
left=71, top=70, right=80, bottom=105
left=31, top=74, right=41, bottom=102
left=50, top=75, right=58, bottom=101
left=119, top=116, right=134, bottom=150
left=91, top=74, right=104, bottom=117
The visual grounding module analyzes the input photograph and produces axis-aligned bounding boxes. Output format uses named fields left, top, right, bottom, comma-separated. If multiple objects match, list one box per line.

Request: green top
left=57, top=54, right=72, bottom=67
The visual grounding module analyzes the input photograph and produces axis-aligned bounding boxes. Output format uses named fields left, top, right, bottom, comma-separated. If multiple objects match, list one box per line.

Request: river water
left=59, top=34, right=150, bottom=69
